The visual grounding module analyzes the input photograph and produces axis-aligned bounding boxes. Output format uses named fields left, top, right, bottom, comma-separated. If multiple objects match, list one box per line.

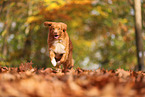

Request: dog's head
left=44, top=22, right=67, bottom=39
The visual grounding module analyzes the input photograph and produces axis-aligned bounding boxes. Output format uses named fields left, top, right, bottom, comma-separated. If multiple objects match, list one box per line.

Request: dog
left=44, top=21, right=73, bottom=71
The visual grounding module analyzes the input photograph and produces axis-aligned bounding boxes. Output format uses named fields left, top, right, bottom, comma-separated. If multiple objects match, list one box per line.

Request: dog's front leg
left=49, top=50, right=57, bottom=66
left=58, top=53, right=67, bottom=65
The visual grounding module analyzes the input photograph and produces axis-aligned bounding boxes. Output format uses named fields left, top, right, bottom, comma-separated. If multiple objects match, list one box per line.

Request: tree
left=134, top=0, right=144, bottom=70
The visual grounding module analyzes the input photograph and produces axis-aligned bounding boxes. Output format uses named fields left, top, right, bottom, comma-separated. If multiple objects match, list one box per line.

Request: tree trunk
left=134, top=0, right=144, bottom=71
left=2, top=4, right=11, bottom=59
left=23, top=31, right=32, bottom=61
left=22, top=2, right=33, bottom=61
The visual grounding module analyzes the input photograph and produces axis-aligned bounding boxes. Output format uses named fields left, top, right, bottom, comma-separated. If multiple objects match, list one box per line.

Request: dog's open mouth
left=54, top=35, right=59, bottom=39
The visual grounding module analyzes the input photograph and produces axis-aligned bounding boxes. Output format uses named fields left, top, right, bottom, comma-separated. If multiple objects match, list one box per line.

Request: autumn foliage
left=1, top=0, right=145, bottom=70
left=0, top=62, right=145, bottom=97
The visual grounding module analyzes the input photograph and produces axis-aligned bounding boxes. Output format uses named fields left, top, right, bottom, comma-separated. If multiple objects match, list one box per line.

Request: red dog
left=44, top=22, right=73, bottom=71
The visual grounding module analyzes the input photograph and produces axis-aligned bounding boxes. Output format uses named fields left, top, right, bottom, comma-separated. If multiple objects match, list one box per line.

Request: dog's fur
left=44, top=22, right=73, bottom=71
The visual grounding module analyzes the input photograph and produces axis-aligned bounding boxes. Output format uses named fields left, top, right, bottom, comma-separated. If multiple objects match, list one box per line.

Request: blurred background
left=0, top=0, right=145, bottom=70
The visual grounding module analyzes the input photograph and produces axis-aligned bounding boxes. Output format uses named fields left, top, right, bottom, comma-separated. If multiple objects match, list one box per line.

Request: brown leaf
left=18, top=61, right=33, bottom=72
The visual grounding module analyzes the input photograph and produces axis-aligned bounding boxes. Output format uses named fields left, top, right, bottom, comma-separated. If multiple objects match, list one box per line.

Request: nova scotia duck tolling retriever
left=44, top=21, right=74, bottom=72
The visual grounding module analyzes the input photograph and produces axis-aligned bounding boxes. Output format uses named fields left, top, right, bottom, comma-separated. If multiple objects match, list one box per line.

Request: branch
left=128, top=0, right=134, bottom=8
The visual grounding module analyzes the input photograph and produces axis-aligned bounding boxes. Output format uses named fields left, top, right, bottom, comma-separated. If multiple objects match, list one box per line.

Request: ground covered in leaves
left=0, top=62, right=145, bottom=97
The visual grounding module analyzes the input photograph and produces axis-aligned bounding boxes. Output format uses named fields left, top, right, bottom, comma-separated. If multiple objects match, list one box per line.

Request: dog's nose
left=54, top=32, right=58, bottom=34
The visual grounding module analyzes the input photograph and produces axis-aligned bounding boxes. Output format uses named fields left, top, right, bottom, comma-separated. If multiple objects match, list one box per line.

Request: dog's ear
left=44, top=22, right=53, bottom=27
left=61, top=23, right=67, bottom=32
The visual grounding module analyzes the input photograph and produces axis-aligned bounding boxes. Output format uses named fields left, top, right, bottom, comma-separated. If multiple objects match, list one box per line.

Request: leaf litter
left=0, top=62, right=145, bottom=97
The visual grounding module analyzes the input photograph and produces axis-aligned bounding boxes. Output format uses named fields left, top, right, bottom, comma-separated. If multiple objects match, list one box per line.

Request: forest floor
left=0, top=62, right=145, bottom=97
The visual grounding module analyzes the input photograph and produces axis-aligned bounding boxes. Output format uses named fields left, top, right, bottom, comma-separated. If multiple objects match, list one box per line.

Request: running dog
left=44, top=22, right=73, bottom=71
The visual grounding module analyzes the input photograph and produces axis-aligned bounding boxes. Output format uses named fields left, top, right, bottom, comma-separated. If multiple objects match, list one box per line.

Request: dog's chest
left=52, top=40, right=66, bottom=54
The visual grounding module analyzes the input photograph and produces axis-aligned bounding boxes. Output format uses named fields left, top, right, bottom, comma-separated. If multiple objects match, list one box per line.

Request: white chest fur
left=52, top=40, right=66, bottom=54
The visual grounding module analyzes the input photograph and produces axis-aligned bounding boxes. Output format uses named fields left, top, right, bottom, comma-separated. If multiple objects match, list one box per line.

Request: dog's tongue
left=54, top=35, right=59, bottom=39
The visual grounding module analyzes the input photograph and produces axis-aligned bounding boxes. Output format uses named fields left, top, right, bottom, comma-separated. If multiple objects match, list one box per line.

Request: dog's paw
left=51, top=58, right=57, bottom=66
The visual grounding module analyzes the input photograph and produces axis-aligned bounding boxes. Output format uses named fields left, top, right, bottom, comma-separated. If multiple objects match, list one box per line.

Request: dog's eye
left=53, top=28, right=55, bottom=30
